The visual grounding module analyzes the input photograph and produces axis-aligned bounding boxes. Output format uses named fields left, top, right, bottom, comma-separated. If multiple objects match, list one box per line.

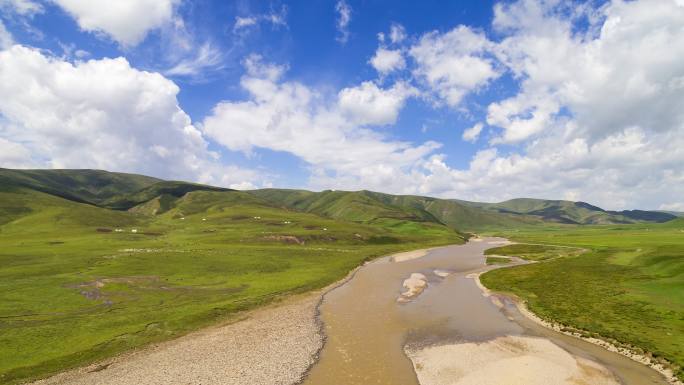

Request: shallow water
left=302, top=238, right=668, bottom=385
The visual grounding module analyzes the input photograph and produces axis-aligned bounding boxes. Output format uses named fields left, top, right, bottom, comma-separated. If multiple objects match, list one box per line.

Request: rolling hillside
left=455, top=197, right=676, bottom=225
left=0, top=168, right=160, bottom=206
left=102, top=180, right=231, bottom=210
left=657, top=210, right=684, bottom=218
left=1, top=169, right=675, bottom=231
left=252, top=189, right=674, bottom=230
left=250, top=189, right=539, bottom=231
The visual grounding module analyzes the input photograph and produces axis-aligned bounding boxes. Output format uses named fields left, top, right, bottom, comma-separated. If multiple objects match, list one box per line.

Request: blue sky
left=1, top=0, right=684, bottom=210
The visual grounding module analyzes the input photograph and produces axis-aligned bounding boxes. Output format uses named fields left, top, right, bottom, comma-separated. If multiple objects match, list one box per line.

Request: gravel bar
left=30, top=292, right=324, bottom=385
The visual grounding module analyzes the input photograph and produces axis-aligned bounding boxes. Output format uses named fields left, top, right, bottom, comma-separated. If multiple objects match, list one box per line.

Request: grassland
left=485, top=256, right=511, bottom=265
left=484, top=243, right=583, bottom=261
left=480, top=221, right=684, bottom=380
left=458, top=197, right=676, bottom=224
left=0, top=168, right=160, bottom=205
left=0, top=185, right=463, bottom=384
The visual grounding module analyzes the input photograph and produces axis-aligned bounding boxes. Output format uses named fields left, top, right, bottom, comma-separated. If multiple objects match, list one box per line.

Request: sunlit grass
left=481, top=221, right=684, bottom=380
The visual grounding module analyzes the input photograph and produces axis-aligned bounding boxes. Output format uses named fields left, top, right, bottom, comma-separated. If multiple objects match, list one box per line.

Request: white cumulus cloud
left=369, top=48, right=405, bottom=75
left=0, top=45, right=264, bottom=188
left=201, top=56, right=441, bottom=194
left=410, top=25, right=500, bottom=107
left=338, top=81, right=415, bottom=126
left=487, top=0, right=684, bottom=144
left=52, top=0, right=179, bottom=46
left=414, top=0, right=684, bottom=209
left=389, top=23, right=406, bottom=44
left=462, top=123, right=484, bottom=142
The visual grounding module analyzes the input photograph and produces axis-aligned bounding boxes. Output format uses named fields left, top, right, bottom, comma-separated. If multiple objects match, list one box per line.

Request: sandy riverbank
left=406, top=335, right=620, bottom=385
left=402, top=269, right=622, bottom=385
left=469, top=272, right=683, bottom=385
left=30, top=291, right=324, bottom=385
left=390, top=248, right=431, bottom=262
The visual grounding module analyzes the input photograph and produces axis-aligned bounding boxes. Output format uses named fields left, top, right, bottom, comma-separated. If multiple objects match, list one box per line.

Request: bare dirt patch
left=263, top=235, right=306, bottom=245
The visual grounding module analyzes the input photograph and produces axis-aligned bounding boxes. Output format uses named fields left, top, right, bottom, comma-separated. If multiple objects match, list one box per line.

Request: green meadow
left=0, top=185, right=463, bottom=384
left=481, top=221, right=684, bottom=380
left=485, top=256, right=511, bottom=265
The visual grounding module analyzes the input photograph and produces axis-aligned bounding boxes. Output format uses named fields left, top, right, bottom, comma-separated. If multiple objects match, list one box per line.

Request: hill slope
left=252, top=190, right=676, bottom=230
left=1, top=169, right=675, bottom=230
left=455, top=198, right=676, bottom=224
left=250, top=189, right=540, bottom=231
left=102, top=180, right=232, bottom=210
left=0, top=168, right=160, bottom=206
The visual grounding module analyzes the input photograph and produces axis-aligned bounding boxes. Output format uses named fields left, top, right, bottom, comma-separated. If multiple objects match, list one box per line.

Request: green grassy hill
left=0, top=168, right=160, bottom=206
left=250, top=189, right=435, bottom=222
left=252, top=190, right=676, bottom=230
left=657, top=210, right=684, bottom=218
left=250, top=189, right=540, bottom=231
left=2, top=169, right=674, bottom=230
left=456, top=197, right=676, bottom=224
left=102, top=180, right=231, bottom=210
left=365, top=192, right=541, bottom=230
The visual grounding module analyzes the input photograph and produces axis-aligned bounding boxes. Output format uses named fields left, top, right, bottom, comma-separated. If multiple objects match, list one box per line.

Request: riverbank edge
left=471, top=271, right=683, bottom=385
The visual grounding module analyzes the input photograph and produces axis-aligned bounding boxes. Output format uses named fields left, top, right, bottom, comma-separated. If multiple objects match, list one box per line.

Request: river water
left=302, top=238, right=668, bottom=385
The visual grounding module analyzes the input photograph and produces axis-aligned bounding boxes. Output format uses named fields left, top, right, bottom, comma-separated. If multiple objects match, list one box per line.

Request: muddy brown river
left=302, top=238, right=668, bottom=385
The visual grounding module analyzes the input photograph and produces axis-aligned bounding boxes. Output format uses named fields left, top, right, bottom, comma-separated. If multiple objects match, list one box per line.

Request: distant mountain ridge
left=250, top=189, right=543, bottom=230
left=252, top=190, right=676, bottom=229
left=0, top=168, right=676, bottom=231
left=656, top=210, right=684, bottom=217
left=0, top=168, right=161, bottom=205
left=454, top=197, right=676, bottom=225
